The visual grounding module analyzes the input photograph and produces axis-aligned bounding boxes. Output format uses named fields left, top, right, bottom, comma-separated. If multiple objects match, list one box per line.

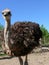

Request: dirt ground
left=0, top=51, right=49, bottom=65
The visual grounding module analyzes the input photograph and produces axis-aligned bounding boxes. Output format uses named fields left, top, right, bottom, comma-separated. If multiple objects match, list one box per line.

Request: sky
left=0, top=0, right=49, bottom=31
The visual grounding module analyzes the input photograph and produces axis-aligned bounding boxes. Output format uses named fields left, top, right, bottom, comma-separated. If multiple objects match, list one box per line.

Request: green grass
left=0, top=53, right=7, bottom=56
left=41, top=43, right=49, bottom=47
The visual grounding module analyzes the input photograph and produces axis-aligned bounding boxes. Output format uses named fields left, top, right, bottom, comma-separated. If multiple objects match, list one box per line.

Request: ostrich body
left=2, top=9, right=42, bottom=65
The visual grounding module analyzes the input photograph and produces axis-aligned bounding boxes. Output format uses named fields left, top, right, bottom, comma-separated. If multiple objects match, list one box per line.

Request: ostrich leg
left=18, top=56, right=23, bottom=65
left=18, top=55, right=28, bottom=65
left=24, top=55, right=28, bottom=65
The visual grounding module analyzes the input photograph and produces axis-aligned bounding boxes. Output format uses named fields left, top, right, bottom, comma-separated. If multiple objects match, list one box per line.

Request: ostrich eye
left=8, top=12, right=11, bottom=16
left=8, top=12, right=10, bottom=14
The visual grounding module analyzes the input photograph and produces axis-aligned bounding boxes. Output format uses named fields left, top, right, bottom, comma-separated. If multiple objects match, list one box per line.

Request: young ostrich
left=2, top=9, right=42, bottom=65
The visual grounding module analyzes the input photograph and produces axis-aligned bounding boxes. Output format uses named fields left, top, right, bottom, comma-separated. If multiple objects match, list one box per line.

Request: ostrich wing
left=10, top=22, right=42, bottom=49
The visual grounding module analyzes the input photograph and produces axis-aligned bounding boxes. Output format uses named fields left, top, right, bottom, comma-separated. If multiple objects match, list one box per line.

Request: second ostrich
left=2, top=9, right=42, bottom=65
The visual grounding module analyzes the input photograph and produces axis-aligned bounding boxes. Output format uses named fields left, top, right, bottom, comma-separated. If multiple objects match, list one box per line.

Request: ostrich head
left=2, top=8, right=11, bottom=22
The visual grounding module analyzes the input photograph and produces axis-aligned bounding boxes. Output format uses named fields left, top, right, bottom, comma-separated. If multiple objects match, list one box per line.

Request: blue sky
left=0, top=0, right=49, bottom=31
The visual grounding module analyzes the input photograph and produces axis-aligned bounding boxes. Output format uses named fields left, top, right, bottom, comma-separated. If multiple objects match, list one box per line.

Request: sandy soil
left=0, top=52, right=49, bottom=65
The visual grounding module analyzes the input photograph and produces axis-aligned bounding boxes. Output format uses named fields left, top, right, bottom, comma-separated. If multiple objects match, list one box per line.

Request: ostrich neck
left=4, top=19, right=11, bottom=50
left=4, top=20, right=10, bottom=31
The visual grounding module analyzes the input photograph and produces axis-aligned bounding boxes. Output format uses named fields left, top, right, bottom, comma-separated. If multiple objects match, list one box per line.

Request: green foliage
left=0, top=24, right=3, bottom=48
left=40, top=25, right=49, bottom=46
left=0, top=53, right=7, bottom=56
left=0, top=24, right=3, bottom=30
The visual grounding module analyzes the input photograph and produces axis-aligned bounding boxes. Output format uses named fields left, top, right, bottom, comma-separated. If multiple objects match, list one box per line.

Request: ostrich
left=2, top=8, right=42, bottom=65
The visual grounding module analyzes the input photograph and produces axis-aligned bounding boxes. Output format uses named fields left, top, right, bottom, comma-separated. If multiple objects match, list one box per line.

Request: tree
left=0, top=24, right=3, bottom=30
left=0, top=24, right=3, bottom=47
left=40, top=25, right=49, bottom=46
